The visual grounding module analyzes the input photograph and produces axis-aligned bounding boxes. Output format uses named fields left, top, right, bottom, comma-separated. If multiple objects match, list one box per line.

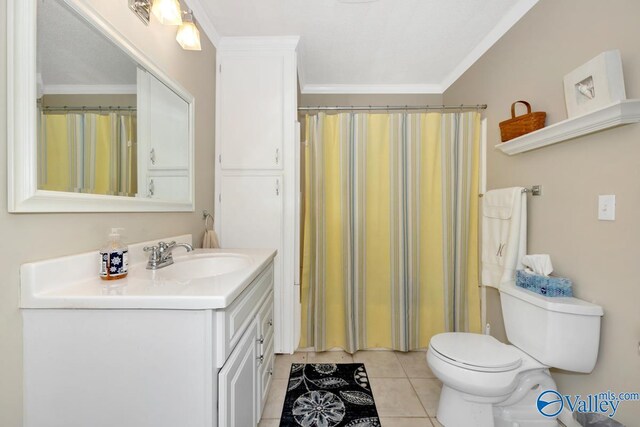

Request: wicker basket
left=499, top=101, right=546, bottom=142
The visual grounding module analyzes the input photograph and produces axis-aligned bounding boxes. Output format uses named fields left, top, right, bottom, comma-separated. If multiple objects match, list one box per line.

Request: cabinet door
left=219, top=320, right=259, bottom=427
left=145, top=176, right=189, bottom=201
left=219, top=55, right=284, bottom=170
left=147, top=73, right=189, bottom=169
left=219, top=175, right=283, bottom=250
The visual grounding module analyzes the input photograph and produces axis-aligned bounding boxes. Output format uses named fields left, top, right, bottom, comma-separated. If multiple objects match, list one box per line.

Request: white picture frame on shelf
left=563, top=50, right=626, bottom=118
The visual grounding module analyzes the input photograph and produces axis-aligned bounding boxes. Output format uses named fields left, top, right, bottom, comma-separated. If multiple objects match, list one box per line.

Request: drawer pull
left=269, top=369, right=273, bottom=376
left=257, top=354, right=264, bottom=365
left=257, top=335, right=264, bottom=344
left=268, top=319, right=273, bottom=327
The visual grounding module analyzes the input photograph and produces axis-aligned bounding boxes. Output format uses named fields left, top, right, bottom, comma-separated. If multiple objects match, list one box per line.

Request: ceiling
left=38, top=0, right=137, bottom=93
left=187, top=0, right=539, bottom=94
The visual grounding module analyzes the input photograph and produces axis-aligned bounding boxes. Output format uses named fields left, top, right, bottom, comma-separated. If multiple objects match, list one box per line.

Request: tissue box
left=515, top=270, right=573, bottom=297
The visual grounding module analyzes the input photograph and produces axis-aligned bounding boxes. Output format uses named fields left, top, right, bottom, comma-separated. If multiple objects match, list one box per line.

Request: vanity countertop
left=20, top=235, right=276, bottom=310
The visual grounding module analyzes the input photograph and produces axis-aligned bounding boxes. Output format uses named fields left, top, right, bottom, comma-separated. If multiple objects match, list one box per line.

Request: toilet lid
left=429, top=333, right=522, bottom=372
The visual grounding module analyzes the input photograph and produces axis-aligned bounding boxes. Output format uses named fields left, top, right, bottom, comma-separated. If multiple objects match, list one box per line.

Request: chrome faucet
left=143, top=241, right=194, bottom=270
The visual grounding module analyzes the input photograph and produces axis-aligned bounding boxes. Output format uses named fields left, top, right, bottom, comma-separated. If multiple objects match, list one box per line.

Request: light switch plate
left=598, top=195, right=616, bottom=221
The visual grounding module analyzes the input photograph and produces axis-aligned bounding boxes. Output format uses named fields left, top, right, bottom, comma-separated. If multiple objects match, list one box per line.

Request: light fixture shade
left=151, top=0, right=182, bottom=25
left=176, top=18, right=201, bottom=51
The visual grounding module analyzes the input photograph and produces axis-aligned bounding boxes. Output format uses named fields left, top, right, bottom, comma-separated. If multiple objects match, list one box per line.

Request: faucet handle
left=143, top=245, right=160, bottom=259
left=158, top=241, right=176, bottom=251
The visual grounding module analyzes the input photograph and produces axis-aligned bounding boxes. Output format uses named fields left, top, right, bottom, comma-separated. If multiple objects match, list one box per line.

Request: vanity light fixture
left=151, top=0, right=183, bottom=26
left=176, top=11, right=202, bottom=51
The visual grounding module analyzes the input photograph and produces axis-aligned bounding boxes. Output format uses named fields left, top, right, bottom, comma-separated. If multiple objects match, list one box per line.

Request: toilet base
left=437, top=385, right=495, bottom=427
left=436, top=370, right=559, bottom=427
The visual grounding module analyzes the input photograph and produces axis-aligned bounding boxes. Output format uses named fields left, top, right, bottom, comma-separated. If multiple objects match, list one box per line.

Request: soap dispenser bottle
left=99, top=228, right=129, bottom=281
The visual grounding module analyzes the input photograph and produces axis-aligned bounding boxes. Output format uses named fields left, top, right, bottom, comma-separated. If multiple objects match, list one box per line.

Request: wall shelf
left=495, top=99, right=640, bottom=155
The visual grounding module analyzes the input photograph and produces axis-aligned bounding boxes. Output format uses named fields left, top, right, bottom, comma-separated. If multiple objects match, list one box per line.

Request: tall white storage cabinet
left=215, top=37, right=300, bottom=354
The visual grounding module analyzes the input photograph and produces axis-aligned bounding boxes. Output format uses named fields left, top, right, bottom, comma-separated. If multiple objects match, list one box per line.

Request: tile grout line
left=395, top=351, right=412, bottom=378
left=406, top=375, right=432, bottom=418
left=394, top=351, right=433, bottom=418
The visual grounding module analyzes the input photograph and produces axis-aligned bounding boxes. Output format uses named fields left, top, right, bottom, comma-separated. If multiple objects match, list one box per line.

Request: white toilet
left=427, top=281, right=604, bottom=427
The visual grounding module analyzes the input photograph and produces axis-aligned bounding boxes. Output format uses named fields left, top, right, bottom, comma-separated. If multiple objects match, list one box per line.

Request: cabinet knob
left=257, top=335, right=264, bottom=344
left=268, top=319, right=273, bottom=327
left=257, top=354, right=264, bottom=365
left=150, top=148, right=156, bottom=165
left=148, top=179, right=155, bottom=197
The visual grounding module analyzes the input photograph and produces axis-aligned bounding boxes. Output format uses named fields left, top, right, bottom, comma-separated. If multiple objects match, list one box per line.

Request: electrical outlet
left=598, top=195, right=616, bottom=221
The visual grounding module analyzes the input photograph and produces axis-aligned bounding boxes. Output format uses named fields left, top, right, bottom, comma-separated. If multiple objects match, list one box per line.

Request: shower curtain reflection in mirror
left=37, top=110, right=137, bottom=196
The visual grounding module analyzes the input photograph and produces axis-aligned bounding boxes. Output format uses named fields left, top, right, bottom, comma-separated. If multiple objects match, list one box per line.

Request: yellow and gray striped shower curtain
left=38, top=112, right=137, bottom=196
left=301, top=112, right=481, bottom=352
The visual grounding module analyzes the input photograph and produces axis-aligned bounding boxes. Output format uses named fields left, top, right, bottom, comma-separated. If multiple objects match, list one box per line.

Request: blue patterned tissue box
left=515, top=270, right=573, bottom=297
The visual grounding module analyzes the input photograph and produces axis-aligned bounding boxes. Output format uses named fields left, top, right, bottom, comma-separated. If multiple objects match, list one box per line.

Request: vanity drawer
left=215, top=264, right=274, bottom=367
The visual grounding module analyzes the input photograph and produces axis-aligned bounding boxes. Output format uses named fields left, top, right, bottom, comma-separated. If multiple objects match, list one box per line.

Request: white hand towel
left=481, top=187, right=527, bottom=288
left=202, top=229, right=220, bottom=249
left=522, top=254, right=553, bottom=276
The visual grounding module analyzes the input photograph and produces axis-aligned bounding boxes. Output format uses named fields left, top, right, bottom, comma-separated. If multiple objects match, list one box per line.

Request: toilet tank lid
left=500, top=282, right=604, bottom=316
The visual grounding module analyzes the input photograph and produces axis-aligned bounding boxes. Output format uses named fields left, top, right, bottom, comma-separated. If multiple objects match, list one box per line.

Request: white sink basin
left=157, top=253, right=252, bottom=280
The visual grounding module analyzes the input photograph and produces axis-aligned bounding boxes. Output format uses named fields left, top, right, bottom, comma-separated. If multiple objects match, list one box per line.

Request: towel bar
left=479, top=185, right=542, bottom=197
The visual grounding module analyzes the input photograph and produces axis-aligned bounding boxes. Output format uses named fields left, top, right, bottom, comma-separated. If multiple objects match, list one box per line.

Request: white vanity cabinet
left=23, top=255, right=275, bottom=427
left=215, top=37, right=301, bottom=355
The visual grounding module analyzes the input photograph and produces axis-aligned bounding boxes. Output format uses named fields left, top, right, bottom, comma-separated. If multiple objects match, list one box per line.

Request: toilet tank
left=499, top=282, right=603, bottom=373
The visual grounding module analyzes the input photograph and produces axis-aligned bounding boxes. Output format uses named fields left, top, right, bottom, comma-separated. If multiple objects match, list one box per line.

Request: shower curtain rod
left=298, top=104, right=487, bottom=112
left=40, top=106, right=136, bottom=112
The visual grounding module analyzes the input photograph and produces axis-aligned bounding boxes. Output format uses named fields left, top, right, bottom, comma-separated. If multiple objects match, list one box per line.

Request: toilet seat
left=429, top=332, right=522, bottom=372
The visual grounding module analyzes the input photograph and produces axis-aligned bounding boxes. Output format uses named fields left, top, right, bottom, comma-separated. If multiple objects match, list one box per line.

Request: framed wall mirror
left=8, top=0, right=195, bottom=212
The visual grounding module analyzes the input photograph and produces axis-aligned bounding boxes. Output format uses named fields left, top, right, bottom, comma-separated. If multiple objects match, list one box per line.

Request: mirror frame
left=7, top=0, right=196, bottom=212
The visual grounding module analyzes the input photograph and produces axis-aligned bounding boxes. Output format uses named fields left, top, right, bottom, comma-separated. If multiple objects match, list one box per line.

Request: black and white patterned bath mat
left=280, top=363, right=380, bottom=427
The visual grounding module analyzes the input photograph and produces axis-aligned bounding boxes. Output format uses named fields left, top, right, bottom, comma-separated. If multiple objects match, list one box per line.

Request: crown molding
left=301, top=83, right=443, bottom=95
left=183, top=0, right=221, bottom=47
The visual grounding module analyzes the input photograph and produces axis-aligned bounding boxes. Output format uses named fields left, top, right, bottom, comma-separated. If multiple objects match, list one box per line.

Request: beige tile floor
left=259, top=350, right=443, bottom=427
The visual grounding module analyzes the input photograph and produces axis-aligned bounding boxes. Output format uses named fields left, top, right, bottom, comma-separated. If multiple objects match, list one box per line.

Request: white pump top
left=108, top=228, right=125, bottom=241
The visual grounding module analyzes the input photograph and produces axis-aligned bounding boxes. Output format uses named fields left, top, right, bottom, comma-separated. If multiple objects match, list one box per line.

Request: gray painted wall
left=444, top=0, right=640, bottom=424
